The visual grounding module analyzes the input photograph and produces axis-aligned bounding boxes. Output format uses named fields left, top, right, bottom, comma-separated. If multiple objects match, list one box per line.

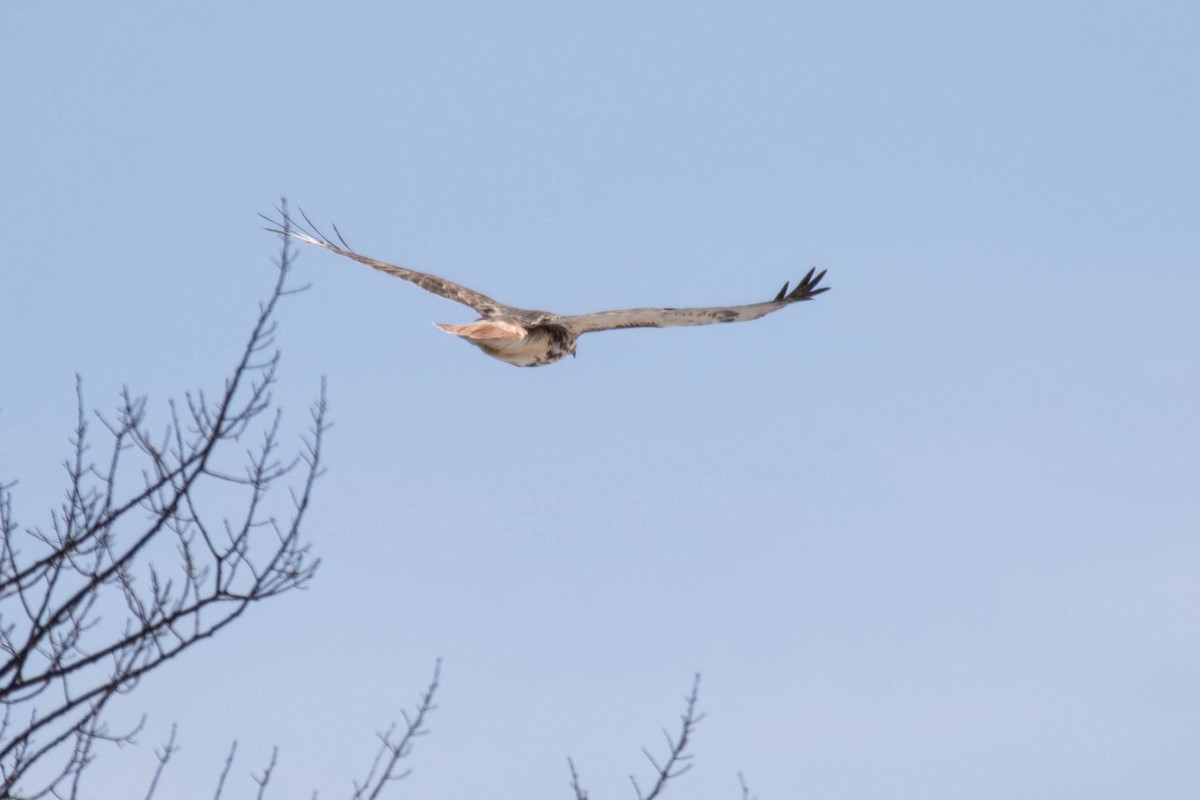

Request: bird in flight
left=265, top=209, right=830, bottom=367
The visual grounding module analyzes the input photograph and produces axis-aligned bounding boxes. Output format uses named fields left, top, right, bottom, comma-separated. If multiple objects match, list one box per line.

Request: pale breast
left=472, top=328, right=547, bottom=366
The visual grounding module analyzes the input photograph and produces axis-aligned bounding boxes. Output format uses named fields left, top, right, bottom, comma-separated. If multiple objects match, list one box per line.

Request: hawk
left=265, top=211, right=830, bottom=367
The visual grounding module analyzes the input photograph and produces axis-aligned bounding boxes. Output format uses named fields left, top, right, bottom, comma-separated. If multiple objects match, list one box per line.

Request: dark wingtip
left=774, top=282, right=790, bottom=302
left=786, top=267, right=831, bottom=301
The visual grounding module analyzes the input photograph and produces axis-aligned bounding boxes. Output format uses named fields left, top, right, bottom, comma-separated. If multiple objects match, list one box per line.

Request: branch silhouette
left=0, top=210, right=324, bottom=798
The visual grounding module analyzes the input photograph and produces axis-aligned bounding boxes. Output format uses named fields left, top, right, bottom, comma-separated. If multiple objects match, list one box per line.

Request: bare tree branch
left=567, top=675, right=704, bottom=800
left=142, top=724, right=178, bottom=800
left=211, top=740, right=237, bottom=800
left=632, top=675, right=703, bottom=800
left=351, top=659, right=441, bottom=800
left=568, top=757, right=589, bottom=800
left=0, top=206, right=324, bottom=799
left=737, top=772, right=756, bottom=800
left=252, top=746, right=278, bottom=800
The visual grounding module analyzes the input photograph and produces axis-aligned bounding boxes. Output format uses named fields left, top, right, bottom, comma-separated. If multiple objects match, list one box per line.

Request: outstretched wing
left=263, top=208, right=523, bottom=319
left=558, top=268, right=830, bottom=335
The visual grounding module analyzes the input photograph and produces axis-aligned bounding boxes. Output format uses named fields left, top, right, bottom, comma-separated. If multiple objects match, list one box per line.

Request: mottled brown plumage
left=264, top=209, right=830, bottom=367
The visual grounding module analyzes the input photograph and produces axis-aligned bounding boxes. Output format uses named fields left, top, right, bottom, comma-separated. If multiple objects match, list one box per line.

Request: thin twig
left=253, top=747, right=279, bottom=800
left=211, top=741, right=238, bottom=800
left=567, top=757, right=589, bottom=800
left=737, top=772, right=757, bottom=800
left=142, top=724, right=179, bottom=800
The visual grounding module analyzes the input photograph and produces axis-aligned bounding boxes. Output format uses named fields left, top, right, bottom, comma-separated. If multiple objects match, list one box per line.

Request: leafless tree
left=0, top=212, right=440, bottom=799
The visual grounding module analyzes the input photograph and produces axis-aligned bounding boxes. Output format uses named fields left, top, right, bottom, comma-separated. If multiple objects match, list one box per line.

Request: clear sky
left=2, top=2, right=1198, bottom=798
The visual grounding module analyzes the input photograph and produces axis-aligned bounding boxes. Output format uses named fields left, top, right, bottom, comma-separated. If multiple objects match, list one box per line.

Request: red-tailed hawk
left=265, top=211, right=830, bottom=367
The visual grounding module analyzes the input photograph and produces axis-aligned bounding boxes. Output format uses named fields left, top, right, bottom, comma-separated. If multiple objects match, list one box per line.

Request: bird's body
left=265, top=210, right=830, bottom=367
left=433, top=319, right=574, bottom=366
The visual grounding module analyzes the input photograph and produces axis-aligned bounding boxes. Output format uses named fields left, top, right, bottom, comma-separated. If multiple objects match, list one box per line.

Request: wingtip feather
left=785, top=267, right=831, bottom=301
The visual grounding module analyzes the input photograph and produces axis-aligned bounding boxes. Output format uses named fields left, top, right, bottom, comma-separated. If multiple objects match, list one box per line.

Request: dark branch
left=632, top=674, right=704, bottom=800
left=351, top=659, right=441, bottom=800
left=0, top=205, right=324, bottom=798
left=568, top=757, right=589, bottom=800
left=211, top=741, right=238, bottom=800
left=566, top=675, right=704, bottom=800
left=142, top=724, right=178, bottom=800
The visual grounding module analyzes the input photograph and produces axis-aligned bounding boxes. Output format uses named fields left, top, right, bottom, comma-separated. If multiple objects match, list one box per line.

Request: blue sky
left=2, top=2, right=1198, bottom=798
